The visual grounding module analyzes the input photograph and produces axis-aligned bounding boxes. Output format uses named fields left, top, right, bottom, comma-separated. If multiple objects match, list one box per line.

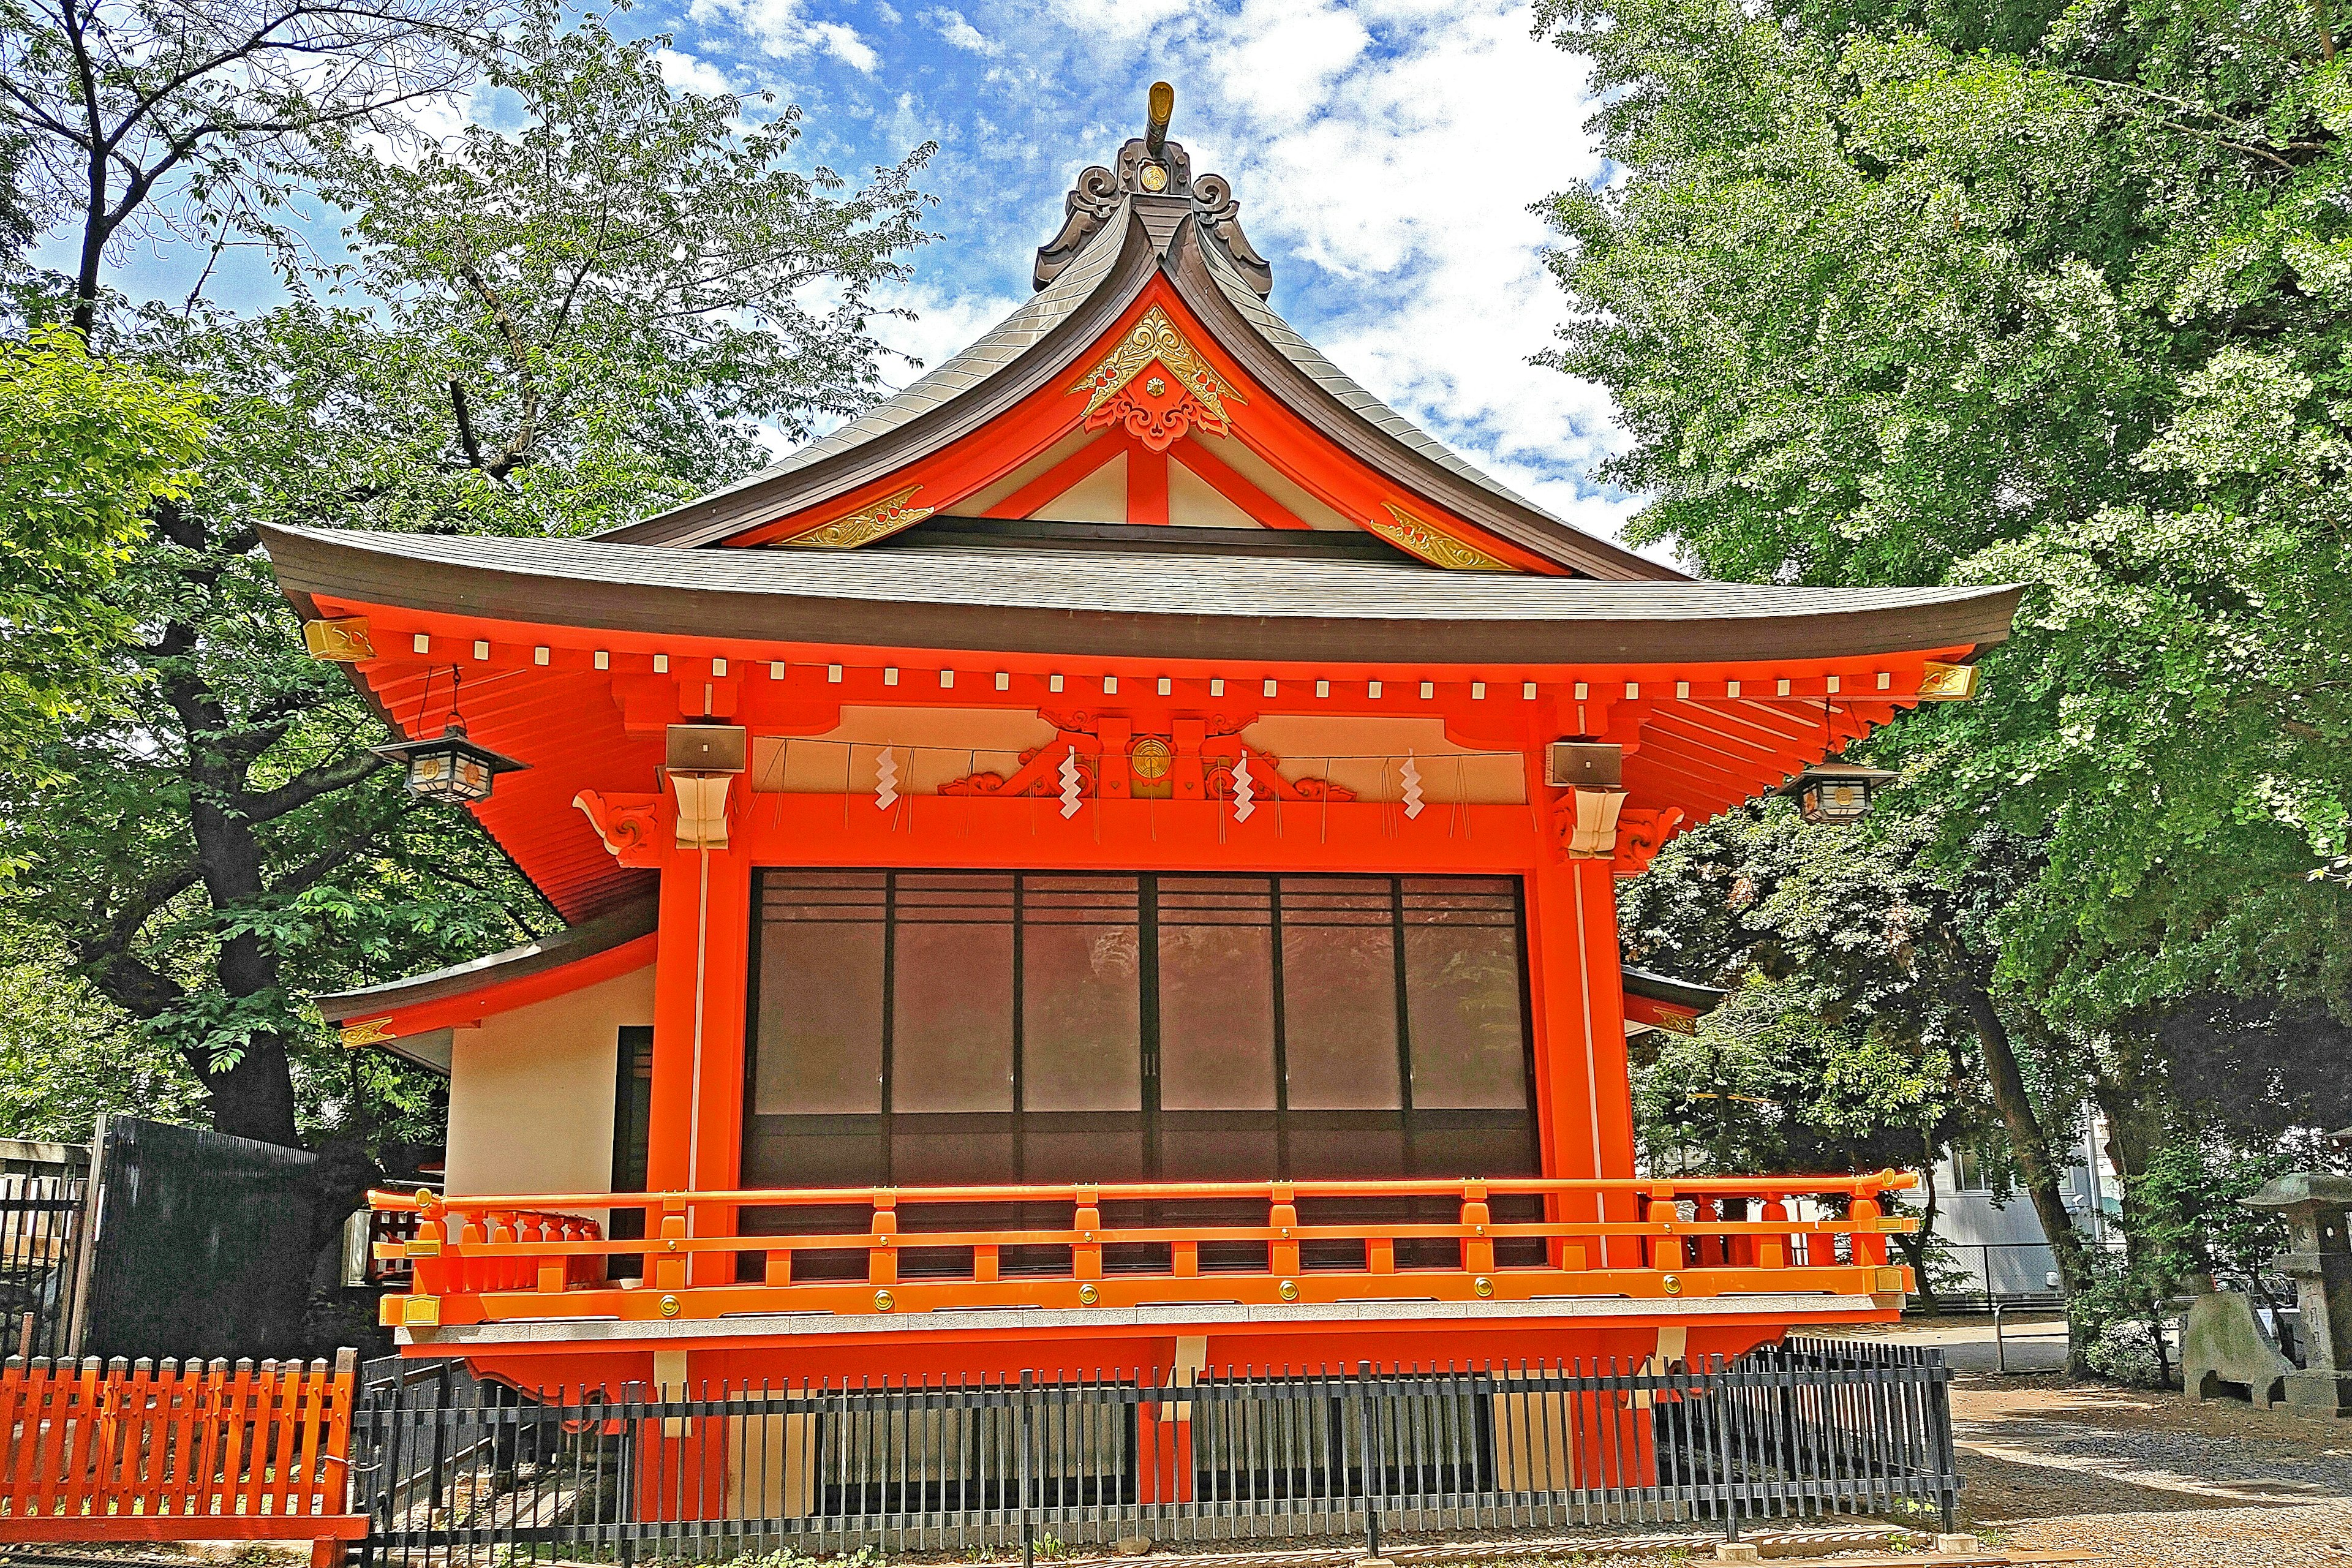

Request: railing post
left=535, top=1216, right=566, bottom=1294
left=1270, top=1183, right=1300, bottom=1280
left=1757, top=1199, right=1788, bottom=1270
left=870, top=1192, right=899, bottom=1287
left=1019, top=1370, right=1035, bottom=1567
left=1650, top=1185, right=1685, bottom=1273
left=654, top=1200, right=688, bottom=1291
left=409, top=1194, right=446, bottom=1299
left=1459, top=1182, right=1494, bottom=1277
left=1073, top=1186, right=1102, bottom=1281
left=1851, top=1194, right=1887, bottom=1266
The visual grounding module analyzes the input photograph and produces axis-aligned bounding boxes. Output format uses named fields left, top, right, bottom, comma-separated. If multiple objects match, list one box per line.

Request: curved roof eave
left=313, top=894, right=657, bottom=1022
left=264, top=524, right=2022, bottom=666
left=599, top=203, right=1676, bottom=580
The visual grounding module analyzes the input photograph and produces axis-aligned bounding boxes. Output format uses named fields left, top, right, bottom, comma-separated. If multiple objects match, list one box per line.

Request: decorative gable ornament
left=1367, top=503, right=1513, bottom=572
left=1071, top=305, right=1243, bottom=451
left=783, top=485, right=934, bottom=549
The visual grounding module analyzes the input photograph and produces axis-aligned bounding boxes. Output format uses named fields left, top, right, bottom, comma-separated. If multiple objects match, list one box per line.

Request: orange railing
left=372, top=1174, right=1918, bottom=1329
left=0, top=1351, right=367, bottom=1561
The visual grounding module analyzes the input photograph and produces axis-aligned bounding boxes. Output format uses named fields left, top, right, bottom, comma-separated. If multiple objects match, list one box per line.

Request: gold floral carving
left=780, top=486, right=934, bottom=549
left=339, top=1017, right=396, bottom=1048
left=1368, top=504, right=1514, bottom=571
left=1071, top=305, right=1243, bottom=425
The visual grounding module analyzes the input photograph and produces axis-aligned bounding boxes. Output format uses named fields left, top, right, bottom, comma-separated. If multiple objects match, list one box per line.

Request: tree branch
left=238, top=749, right=388, bottom=825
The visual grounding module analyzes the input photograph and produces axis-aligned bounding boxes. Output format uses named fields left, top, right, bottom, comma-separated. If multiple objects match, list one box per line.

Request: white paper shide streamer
left=874, top=747, right=899, bottom=811
left=1232, top=749, right=1257, bottom=823
left=1400, top=752, right=1424, bottom=820
left=1058, top=747, right=1084, bottom=819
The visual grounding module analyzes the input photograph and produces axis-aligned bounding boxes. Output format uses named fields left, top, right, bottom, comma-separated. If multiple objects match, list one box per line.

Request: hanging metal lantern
left=1780, top=764, right=1896, bottom=825
left=374, top=718, right=525, bottom=805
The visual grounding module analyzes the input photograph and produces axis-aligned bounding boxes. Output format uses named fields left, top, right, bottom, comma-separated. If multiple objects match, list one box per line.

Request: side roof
left=315, top=895, right=657, bottom=1023
left=601, top=132, right=1673, bottom=581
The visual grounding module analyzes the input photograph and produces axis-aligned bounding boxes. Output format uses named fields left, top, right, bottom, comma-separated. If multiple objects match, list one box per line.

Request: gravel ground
left=1943, top=1368, right=2352, bottom=1563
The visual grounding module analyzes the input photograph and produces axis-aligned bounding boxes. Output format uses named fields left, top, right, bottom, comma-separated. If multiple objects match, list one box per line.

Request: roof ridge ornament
left=1033, top=81, right=1273, bottom=298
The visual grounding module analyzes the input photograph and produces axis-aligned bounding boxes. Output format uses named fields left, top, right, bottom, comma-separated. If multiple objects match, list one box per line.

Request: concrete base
left=1934, top=1536, right=1981, bottom=1555
left=1713, top=1547, right=1761, bottom=1562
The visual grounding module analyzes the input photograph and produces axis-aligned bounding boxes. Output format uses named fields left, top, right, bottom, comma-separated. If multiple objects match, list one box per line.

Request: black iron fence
left=352, top=1339, right=1957, bottom=1564
left=0, top=1166, right=85, bottom=1362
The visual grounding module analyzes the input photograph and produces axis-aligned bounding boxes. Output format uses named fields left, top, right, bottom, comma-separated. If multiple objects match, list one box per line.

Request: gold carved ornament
left=302, top=617, right=375, bottom=662
left=778, top=485, right=934, bottom=549
left=338, top=1017, right=396, bottom=1048
left=1915, top=661, right=1983, bottom=700
left=1070, top=304, right=1244, bottom=428
left=1366, top=503, right=1515, bottom=571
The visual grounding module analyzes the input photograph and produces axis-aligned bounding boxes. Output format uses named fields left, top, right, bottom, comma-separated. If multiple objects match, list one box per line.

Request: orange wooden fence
left=0, top=1350, right=367, bottom=1562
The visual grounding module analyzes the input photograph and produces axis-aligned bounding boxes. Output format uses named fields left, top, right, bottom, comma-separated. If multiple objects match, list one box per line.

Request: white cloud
left=654, top=47, right=737, bottom=97
left=810, top=20, right=880, bottom=73
left=687, top=0, right=880, bottom=75
left=1030, top=0, right=1638, bottom=544
left=926, top=7, right=1003, bottom=55
left=677, top=0, right=1649, bottom=547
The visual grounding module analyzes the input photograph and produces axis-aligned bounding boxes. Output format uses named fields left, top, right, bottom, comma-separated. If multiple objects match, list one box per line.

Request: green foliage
left=0, top=4, right=933, bottom=1150
left=1620, top=802, right=2010, bottom=1178
left=1536, top=0, right=2352, bottom=1025
left=0, top=0, right=486, bottom=331
left=1542, top=0, right=2352, bottom=1364
left=318, top=1, right=933, bottom=506
left=0, top=325, right=206, bottom=762
left=0, top=937, right=203, bottom=1140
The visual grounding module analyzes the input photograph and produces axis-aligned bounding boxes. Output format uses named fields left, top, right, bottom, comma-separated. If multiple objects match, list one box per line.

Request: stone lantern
left=2242, top=1173, right=2352, bottom=1415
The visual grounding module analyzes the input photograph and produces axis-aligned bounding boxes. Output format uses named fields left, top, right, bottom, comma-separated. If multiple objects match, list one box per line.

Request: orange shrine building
left=275, top=96, right=2019, bottom=1405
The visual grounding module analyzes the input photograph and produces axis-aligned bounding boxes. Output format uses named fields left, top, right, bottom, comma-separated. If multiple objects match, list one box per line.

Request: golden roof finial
left=1146, top=81, right=1174, bottom=160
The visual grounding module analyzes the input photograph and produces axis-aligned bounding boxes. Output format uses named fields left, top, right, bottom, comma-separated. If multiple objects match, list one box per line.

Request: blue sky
left=91, top=0, right=1640, bottom=542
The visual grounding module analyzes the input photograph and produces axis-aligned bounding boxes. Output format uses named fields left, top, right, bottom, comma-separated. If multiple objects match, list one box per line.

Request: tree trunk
left=1959, top=979, right=2097, bottom=1375
left=1893, top=1150, right=1946, bottom=1314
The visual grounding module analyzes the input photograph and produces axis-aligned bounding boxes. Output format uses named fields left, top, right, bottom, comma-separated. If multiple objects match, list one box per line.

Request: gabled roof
left=267, top=525, right=2018, bottom=665
left=601, top=116, right=1674, bottom=581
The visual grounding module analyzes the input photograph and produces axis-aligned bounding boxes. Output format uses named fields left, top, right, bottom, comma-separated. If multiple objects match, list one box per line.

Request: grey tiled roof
left=681, top=200, right=1139, bottom=510
left=655, top=200, right=1581, bottom=536
left=266, top=524, right=2021, bottom=665
left=1191, top=236, right=1565, bottom=525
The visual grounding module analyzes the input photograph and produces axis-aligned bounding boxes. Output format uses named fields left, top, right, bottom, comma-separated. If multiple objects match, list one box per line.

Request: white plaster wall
left=444, top=962, right=656, bottom=1199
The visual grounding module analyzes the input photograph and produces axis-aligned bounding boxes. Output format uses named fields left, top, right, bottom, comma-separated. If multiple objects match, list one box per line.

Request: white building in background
left=1899, top=1107, right=2122, bottom=1305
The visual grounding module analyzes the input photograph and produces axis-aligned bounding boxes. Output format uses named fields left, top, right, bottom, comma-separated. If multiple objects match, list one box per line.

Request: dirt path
left=1947, top=1372, right=2352, bottom=1563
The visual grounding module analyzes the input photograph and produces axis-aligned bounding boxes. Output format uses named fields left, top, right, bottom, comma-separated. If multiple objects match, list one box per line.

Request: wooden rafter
left=1174, top=437, right=1310, bottom=530
left=983, top=434, right=1128, bottom=519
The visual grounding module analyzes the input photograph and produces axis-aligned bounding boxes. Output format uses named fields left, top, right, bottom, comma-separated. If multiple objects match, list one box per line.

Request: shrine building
left=270, top=91, right=2018, bottom=1403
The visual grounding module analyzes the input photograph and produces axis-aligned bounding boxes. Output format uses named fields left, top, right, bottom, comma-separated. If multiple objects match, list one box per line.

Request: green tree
left=0, top=7, right=932, bottom=1148
left=0, top=0, right=489, bottom=333
left=0, top=323, right=206, bottom=764
left=1538, top=0, right=2352, bottom=1359
left=1621, top=802, right=2045, bottom=1314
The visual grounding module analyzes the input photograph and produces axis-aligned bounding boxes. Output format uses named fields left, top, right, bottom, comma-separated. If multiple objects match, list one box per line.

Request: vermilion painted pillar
left=647, top=798, right=754, bottom=1286
left=1525, top=853, right=1640, bottom=1266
